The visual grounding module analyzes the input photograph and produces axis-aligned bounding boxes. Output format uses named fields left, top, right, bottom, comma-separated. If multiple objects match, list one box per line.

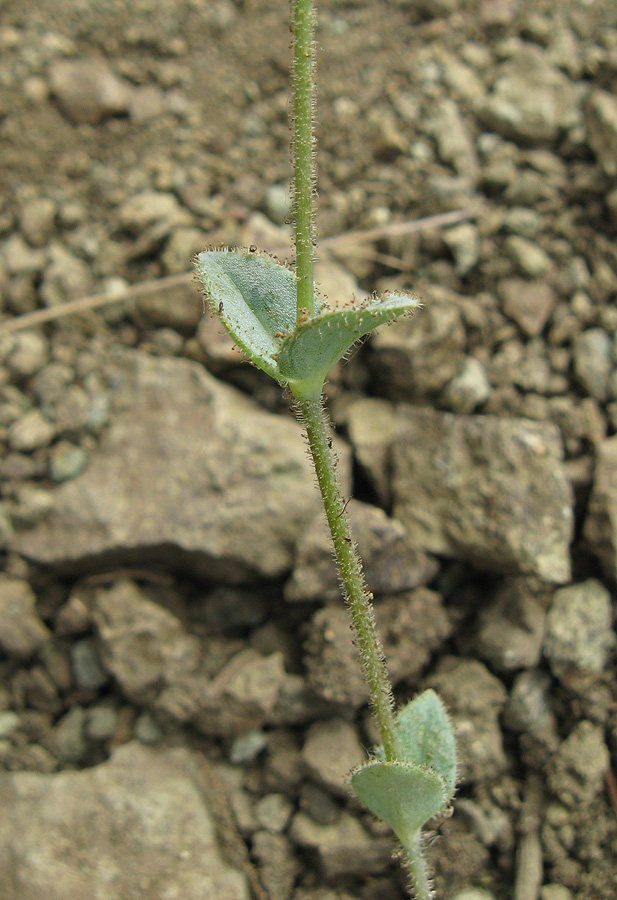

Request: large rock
left=0, top=742, right=248, bottom=900
left=390, top=408, right=573, bottom=582
left=9, top=350, right=347, bottom=582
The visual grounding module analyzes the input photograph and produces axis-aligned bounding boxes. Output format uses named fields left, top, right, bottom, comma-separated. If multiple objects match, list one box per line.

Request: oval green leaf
left=351, top=760, right=447, bottom=845
left=392, top=690, right=457, bottom=799
left=277, top=292, right=421, bottom=400
left=194, top=249, right=323, bottom=382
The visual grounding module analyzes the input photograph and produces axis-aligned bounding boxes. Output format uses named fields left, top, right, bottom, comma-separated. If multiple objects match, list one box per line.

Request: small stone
left=443, top=223, right=480, bottom=276
left=8, top=484, right=55, bottom=528
left=254, top=793, right=294, bottom=834
left=53, top=706, right=88, bottom=764
left=19, top=198, right=56, bottom=247
left=503, top=668, right=557, bottom=743
left=71, top=637, right=109, bottom=691
left=471, top=578, right=546, bottom=672
left=161, top=227, right=207, bottom=275
left=6, top=331, right=49, bottom=378
left=0, top=711, right=21, bottom=738
left=40, top=243, right=92, bottom=307
left=573, top=328, right=613, bottom=401
left=0, top=574, right=50, bottom=659
left=8, top=409, right=55, bottom=451
left=547, top=721, right=610, bottom=807
left=263, top=184, right=290, bottom=225
left=49, top=58, right=133, bottom=124
left=85, top=704, right=118, bottom=741
left=584, top=434, right=617, bottom=579
left=503, top=207, right=543, bottom=238
left=49, top=441, right=88, bottom=482
left=229, top=729, right=269, bottom=764
left=505, top=236, right=552, bottom=278
left=298, top=782, right=340, bottom=826
left=498, top=278, right=556, bottom=337
left=441, top=356, right=490, bottom=414
left=290, top=811, right=392, bottom=879
left=1, top=234, right=46, bottom=276
left=540, top=886, right=574, bottom=900
left=585, top=89, right=617, bottom=176
left=543, top=579, right=615, bottom=681
left=302, top=719, right=365, bottom=797
left=251, top=831, right=299, bottom=900
left=117, top=191, right=188, bottom=234
left=134, top=711, right=163, bottom=745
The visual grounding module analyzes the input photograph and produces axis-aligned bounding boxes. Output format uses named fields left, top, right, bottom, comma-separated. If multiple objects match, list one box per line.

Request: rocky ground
left=1, top=0, right=617, bottom=898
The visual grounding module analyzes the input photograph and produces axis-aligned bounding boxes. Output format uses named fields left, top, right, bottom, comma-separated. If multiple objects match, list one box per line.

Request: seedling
left=194, top=2, right=457, bottom=897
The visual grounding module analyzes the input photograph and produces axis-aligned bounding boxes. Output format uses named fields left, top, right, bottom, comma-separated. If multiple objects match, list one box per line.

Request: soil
left=1, top=1, right=617, bottom=899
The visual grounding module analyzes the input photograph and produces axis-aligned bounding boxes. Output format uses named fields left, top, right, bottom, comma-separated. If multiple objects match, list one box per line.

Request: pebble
left=8, top=409, right=55, bottom=451
left=49, top=58, right=133, bottom=124
left=6, top=331, right=49, bottom=378
left=503, top=668, right=557, bottom=744
left=573, top=328, right=613, bottom=401
left=85, top=703, right=118, bottom=741
left=134, top=711, right=163, bottom=745
left=504, top=236, right=552, bottom=278
left=547, top=720, right=610, bottom=808
left=441, top=356, right=490, bottom=414
left=18, top=198, right=56, bottom=247
left=443, top=223, right=480, bottom=276
left=70, top=637, right=109, bottom=691
left=229, top=728, right=269, bottom=764
left=0, top=710, right=21, bottom=738
left=498, top=277, right=556, bottom=337
left=254, top=793, right=294, bottom=834
left=49, top=440, right=88, bottom=482
left=0, top=574, right=50, bottom=659
left=40, top=243, right=92, bottom=307
left=543, top=579, right=615, bottom=681
left=472, top=578, right=546, bottom=672
left=585, top=89, right=617, bottom=176
left=301, top=718, right=365, bottom=797
left=52, top=706, right=88, bottom=763
left=263, top=184, right=290, bottom=225
left=540, top=886, right=574, bottom=900
left=1, top=234, right=46, bottom=276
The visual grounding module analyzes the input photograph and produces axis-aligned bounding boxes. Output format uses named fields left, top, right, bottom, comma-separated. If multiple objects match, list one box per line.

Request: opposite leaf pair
left=195, top=248, right=421, bottom=401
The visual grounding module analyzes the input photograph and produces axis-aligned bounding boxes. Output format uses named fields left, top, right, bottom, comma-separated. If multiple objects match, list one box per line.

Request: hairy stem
left=403, top=833, right=434, bottom=900
left=297, top=397, right=400, bottom=762
left=291, top=0, right=315, bottom=320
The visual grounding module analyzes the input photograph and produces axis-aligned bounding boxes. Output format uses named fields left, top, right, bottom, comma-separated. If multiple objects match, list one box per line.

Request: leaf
left=194, top=249, right=323, bottom=382
left=194, top=250, right=420, bottom=400
left=391, top=689, right=457, bottom=798
left=277, top=292, right=421, bottom=400
left=351, top=759, right=447, bottom=845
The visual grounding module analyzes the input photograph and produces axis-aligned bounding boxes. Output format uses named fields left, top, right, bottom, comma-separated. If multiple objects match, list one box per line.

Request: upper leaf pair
left=195, top=248, right=421, bottom=401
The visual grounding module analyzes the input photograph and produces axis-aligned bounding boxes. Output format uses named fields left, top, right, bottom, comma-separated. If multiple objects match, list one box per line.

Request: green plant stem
left=403, top=833, right=434, bottom=900
left=297, top=396, right=400, bottom=762
left=291, top=0, right=315, bottom=321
